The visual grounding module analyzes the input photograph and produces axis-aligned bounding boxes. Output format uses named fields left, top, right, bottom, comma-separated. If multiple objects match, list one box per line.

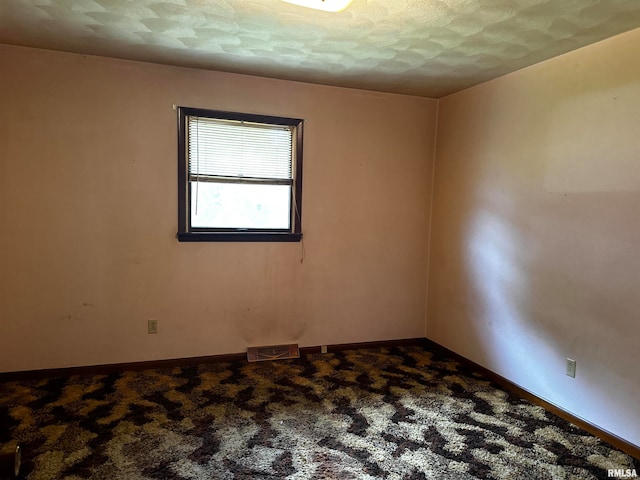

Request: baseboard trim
left=423, top=338, right=640, bottom=460
left=0, top=352, right=247, bottom=382
left=0, top=338, right=426, bottom=382
left=300, top=337, right=427, bottom=355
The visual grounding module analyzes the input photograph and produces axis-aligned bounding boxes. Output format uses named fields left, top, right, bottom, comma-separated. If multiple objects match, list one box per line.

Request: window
left=177, top=107, right=303, bottom=242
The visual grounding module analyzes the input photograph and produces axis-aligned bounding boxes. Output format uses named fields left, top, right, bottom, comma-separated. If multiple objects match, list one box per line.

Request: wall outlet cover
left=566, top=358, right=576, bottom=378
left=148, top=319, right=158, bottom=334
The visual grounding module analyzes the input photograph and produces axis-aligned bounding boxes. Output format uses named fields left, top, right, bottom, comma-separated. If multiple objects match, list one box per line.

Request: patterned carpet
left=0, top=345, right=637, bottom=479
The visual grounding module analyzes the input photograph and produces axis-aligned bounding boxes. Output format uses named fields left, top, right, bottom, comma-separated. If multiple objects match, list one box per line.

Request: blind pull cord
left=291, top=185, right=305, bottom=263
left=194, top=119, right=200, bottom=215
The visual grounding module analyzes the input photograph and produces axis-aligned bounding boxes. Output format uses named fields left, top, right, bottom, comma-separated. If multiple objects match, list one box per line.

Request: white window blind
left=187, top=116, right=293, bottom=182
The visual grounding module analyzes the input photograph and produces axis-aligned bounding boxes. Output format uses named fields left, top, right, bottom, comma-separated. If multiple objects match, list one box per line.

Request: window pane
left=190, top=182, right=291, bottom=229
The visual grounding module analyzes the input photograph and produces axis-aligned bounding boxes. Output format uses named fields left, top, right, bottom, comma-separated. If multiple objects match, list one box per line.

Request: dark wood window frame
left=177, top=107, right=303, bottom=242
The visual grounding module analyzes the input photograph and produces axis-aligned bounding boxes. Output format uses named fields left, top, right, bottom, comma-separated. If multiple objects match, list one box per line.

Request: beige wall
left=0, top=44, right=437, bottom=372
left=428, top=28, right=640, bottom=447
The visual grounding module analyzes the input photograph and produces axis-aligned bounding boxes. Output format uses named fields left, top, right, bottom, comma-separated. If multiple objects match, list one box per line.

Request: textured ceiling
left=1, top=0, right=639, bottom=97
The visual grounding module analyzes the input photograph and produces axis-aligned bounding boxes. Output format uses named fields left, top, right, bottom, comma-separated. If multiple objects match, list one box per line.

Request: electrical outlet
left=148, top=319, right=158, bottom=334
left=321, top=345, right=328, bottom=354
left=566, top=358, right=576, bottom=378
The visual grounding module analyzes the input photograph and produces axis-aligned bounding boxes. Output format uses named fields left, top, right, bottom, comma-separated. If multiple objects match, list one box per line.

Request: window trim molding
left=177, top=232, right=302, bottom=242
left=177, top=107, right=304, bottom=242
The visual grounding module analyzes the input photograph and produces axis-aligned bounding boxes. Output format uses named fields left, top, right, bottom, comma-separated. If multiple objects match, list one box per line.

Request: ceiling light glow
left=281, top=0, right=354, bottom=12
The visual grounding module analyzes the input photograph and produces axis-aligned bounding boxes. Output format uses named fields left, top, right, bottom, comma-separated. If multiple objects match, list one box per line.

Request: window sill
left=177, top=232, right=303, bottom=243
